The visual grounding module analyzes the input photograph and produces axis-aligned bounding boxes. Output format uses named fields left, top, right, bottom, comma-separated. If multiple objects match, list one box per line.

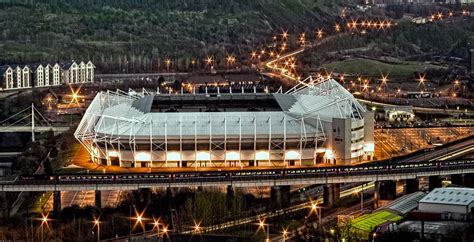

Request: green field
left=321, top=57, right=447, bottom=77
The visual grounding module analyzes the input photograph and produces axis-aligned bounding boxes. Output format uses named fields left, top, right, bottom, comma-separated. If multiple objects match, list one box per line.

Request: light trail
left=433, top=146, right=474, bottom=161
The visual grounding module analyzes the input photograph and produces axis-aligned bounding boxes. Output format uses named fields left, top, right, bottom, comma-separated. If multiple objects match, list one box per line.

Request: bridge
left=0, top=104, right=70, bottom=141
left=2, top=159, right=473, bottom=192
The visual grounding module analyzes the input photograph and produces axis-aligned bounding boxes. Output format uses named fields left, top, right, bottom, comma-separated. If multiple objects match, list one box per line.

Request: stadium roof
left=76, top=78, right=365, bottom=139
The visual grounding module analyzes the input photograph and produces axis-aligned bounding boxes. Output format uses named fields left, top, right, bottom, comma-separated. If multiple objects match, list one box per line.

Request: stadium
left=74, top=77, right=374, bottom=168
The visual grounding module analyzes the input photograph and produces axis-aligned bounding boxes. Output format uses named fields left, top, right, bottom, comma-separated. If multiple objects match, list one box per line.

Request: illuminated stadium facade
left=74, top=77, right=374, bottom=168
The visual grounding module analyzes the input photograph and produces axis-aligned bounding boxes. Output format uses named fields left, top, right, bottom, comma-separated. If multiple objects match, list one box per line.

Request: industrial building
left=74, top=77, right=374, bottom=168
left=418, top=187, right=474, bottom=220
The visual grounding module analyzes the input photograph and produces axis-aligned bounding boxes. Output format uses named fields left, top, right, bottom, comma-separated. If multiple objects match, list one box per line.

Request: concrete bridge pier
left=323, top=184, right=340, bottom=207
left=379, top=180, right=396, bottom=200
left=226, top=185, right=234, bottom=210
left=94, top=190, right=101, bottom=210
left=0, top=192, right=8, bottom=222
left=270, top=185, right=290, bottom=209
left=374, top=182, right=379, bottom=209
left=465, top=174, right=474, bottom=187
left=452, top=174, right=463, bottom=186
left=429, top=176, right=442, bottom=191
left=374, top=180, right=396, bottom=208
left=451, top=174, right=474, bottom=187
left=53, top=191, right=61, bottom=218
left=405, top=179, right=420, bottom=194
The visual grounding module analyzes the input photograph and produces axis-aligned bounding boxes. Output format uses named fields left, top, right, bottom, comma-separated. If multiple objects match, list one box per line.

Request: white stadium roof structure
left=74, top=77, right=367, bottom=167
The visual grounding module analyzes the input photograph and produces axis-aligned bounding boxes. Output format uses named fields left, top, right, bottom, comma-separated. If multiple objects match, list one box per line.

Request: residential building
left=0, top=60, right=95, bottom=91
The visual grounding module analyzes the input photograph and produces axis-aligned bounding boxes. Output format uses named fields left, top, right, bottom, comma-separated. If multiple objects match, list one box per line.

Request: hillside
left=0, top=0, right=345, bottom=73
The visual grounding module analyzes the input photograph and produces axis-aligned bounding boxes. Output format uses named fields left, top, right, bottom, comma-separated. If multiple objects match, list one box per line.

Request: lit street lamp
left=193, top=220, right=202, bottom=234
left=152, top=218, right=162, bottom=238
left=132, top=208, right=147, bottom=234
left=205, top=56, right=214, bottom=69
left=39, top=213, right=49, bottom=242
left=282, top=30, right=288, bottom=40
left=316, top=28, right=323, bottom=39
left=282, top=229, right=289, bottom=242
left=165, top=59, right=171, bottom=71
left=93, top=218, right=100, bottom=242
left=256, top=218, right=270, bottom=242
left=310, top=201, right=322, bottom=237
left=418, top=74, right=426, bottom=92
left=226, top=55, right=236, bottom=69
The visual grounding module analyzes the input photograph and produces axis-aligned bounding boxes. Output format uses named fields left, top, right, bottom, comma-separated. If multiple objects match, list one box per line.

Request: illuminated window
left=363, top=142, right=375, bottom=152
left=225, top=151, right=240, bottom=160
left=285, top=150, right=300, bottom=160
left=325, top=150, right=334, bottom=159
left=108, top=150, right=120, bottom=158
left=166, top=152, right=181, bottom=161
left=135, top=152, right=151, bottom=161
left=196, top=151, right=211, bottom=161
left=255, top=151, right=270, bottom=160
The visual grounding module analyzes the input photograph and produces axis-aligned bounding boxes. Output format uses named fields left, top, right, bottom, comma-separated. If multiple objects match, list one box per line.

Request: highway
left=3, top=159, right=474, bottom=191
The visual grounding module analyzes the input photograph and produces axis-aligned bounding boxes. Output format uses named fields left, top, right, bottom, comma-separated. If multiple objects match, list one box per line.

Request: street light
left=310, top=201, right=322, bottom=234
left=282, top=229, right=288, bottom=242
left=133, top=208, right=147, bottom=234
left=418, top=74, right=426, bottom=92
left=193, top=220, right=202, bottom=234
left=226, top=55, right=236, bottom=69
left=165, top=59, right=171, bottom=71
left=316, top=28, right=323, bottom=39
left=299, top=32, right=306, bottom=45
left=250, top=51, right=257, bottom=59
left=256, top=218, right=269, bottom=242
left=39, top=213, right=49, bottom=242
left=205, top=56, right=214, bottom=68
left=152, top=217, right=161, bottom=238
left=93, top=218, right=100, bottom=242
